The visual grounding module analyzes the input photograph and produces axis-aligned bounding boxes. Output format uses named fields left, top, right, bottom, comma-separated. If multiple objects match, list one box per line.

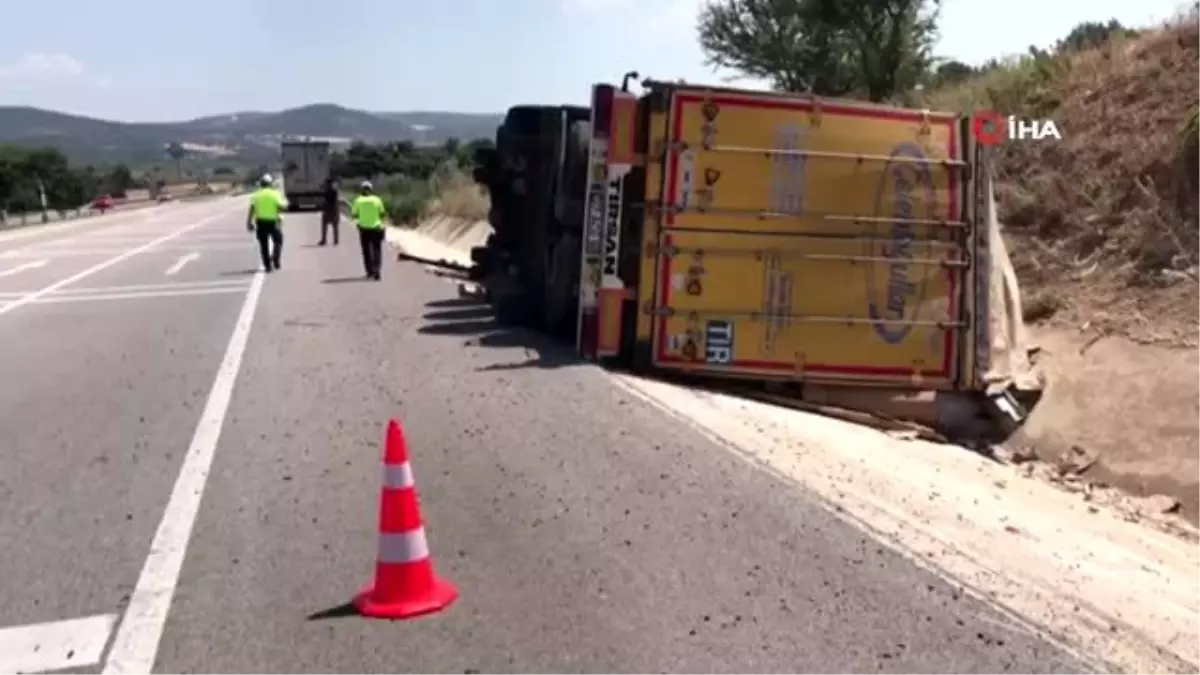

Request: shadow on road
left=220, top=268, right=260, bottom=277
left=423, top=306, right=493, bottom=322
left=417, top=295, right=583, bottom=371
left=322, top=276, right=371, bottom=284
left=306, top=602, right=359, bottom=621
left=425, top=297, right=483, bottom=310
left=420, top=318, right=498, bottom=335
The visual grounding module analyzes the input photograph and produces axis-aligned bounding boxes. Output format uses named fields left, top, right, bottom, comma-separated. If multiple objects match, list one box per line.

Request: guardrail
left=0, top=199, right=159, bottom=231
left=0, top=192, right=238, bottom=232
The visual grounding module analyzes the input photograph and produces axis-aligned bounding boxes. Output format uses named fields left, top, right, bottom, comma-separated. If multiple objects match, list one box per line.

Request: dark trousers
left=320, top=211, right=339, bottom=244
left=358, top=227, right=384, bottom=277
left=255, top=219, right=283, bottom=270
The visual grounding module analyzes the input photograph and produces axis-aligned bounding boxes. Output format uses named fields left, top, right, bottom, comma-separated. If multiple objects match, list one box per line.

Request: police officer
left=351, top=180, right=387, bottom=280
left=246, top=174, right=287, bottom=272
left=319, top=177, right=340, bottom=246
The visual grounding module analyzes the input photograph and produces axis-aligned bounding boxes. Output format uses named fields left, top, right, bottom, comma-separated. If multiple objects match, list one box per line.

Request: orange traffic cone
left=354, top=419, right=458, bottom=619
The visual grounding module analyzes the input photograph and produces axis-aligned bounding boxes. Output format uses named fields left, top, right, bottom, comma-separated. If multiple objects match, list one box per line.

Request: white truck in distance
left=280, top=140, right=331, bottom=211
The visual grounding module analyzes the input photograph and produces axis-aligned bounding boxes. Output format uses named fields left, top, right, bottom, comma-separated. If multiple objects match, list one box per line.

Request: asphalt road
left=0, top=201, right=1091, bottom=674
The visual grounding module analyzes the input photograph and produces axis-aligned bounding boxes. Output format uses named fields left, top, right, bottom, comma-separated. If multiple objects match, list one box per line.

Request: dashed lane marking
left=0, top=259, right=47, bottom=277
left=165, top=253, right=200, bottom=276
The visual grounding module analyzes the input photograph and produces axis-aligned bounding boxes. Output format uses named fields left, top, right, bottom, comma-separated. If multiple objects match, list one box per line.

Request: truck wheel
left=556, top=120, right=591, bottom=230
left=542, top=233, right=581, bottom=340
left=493, top=286, right=531, bottom=327
left=505, top=105, right=554, bottom=136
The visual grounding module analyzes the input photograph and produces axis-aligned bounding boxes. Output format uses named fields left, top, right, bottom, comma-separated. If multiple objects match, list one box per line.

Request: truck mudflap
left=645, top=88, right=973, bottom=390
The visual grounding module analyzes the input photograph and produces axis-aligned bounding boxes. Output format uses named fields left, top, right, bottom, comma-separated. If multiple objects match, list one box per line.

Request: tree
left=0, top=147, right=21, bottom=213
left=46, top=169, right=88, bottom=212
left=165, top=142, right=186, bottom=181
left=1056, top=19, right=1138, bottom=53
left=838, top=0, right=940, bottom=101
left=931, top=59, right=975, bottom=88
left=105, top=164, right=134, bottom=197
left=17, top=147, right=72, bottom=215
left=697, top=0, right=941, bottom=102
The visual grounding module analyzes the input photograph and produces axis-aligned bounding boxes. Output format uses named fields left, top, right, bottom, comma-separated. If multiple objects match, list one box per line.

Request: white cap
left=360, top=180, right=373, bottom=191
left=260, top=173, right=273, bottom=185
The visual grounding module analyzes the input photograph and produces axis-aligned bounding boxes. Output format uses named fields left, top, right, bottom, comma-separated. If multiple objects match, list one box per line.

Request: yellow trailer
left=576, top=79, right=1038, bottom=430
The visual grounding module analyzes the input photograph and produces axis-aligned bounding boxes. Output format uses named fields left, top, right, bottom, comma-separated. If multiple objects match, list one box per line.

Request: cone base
left=353, top=576, right=459, bottom=620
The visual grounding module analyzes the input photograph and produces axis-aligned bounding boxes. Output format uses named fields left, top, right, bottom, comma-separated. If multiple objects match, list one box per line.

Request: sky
left=0, top=0, right=1190, bottom=122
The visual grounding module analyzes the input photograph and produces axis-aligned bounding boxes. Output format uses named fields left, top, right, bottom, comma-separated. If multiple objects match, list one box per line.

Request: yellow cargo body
left=638, top=87, right=972, bottom=389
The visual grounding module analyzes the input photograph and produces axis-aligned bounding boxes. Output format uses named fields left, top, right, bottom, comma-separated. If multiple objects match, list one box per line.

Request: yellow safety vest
left=250, top=188, right=286, bottom=222
left=352, top=194, right=387, bottom=229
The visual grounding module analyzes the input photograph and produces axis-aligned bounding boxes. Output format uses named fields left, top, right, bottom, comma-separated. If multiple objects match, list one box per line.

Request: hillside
left=920, top=11, right=1200, bottom=523
left=0, top=104, right=503, bottom=167
left=925, top=13, right=1199, bottom=347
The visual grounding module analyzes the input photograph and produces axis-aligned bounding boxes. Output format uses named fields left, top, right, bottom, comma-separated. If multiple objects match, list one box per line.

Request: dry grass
left=424, top=166, right=490, bottom=221
left=925, top=10, right=1200, bottom=346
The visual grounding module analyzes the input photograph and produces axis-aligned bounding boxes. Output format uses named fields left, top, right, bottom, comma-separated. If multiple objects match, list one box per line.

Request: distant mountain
left=0, top=104, right=504, bottom=167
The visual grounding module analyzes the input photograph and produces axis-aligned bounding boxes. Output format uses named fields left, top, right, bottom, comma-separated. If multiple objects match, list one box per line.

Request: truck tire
left=556, top=120, right=591, bottom=229
left=472, top=147, right=498, bottom=186
left=492, top=286, right=531, bottom=327
left=542, top=232, right=581, bottom=340
left=505, top=106, right=551, bottom=136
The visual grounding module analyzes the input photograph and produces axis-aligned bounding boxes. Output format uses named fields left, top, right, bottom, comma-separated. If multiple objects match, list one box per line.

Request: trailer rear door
left=647, top=88, right=971, bottom=389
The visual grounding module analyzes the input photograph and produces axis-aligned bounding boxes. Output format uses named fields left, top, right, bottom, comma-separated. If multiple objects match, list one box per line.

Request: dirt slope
left=973, top=15, right=1200, bottom=522
left=989, top=16, right=1199, bottom=346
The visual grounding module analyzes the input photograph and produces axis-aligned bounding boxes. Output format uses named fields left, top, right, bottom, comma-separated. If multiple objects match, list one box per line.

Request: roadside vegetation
left=328, top=138, right=492, bottom=226
left=0, top=144, right=241, bottom=223
left=0, top=146, right=138, bottom=217
left=920, top=11, right=1199, bottom=346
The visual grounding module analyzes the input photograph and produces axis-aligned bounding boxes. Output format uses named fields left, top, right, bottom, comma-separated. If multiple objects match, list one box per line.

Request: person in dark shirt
left=319, top=178, right=340, bottom=246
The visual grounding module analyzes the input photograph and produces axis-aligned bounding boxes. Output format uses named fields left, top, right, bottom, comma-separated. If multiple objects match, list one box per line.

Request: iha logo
left=972, top=110, right=1062, bottom=146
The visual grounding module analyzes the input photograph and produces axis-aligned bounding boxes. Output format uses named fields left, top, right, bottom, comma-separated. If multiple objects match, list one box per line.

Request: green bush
left=921, top=49, right=1070, bottom=117
left=1182, top=105, right=1198, bottom=155
left=378, top=176, right=432, bottom=226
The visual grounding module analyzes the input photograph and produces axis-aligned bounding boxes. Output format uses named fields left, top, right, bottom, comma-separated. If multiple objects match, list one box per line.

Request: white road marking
left=71, top=237, right=245, bottom=246
left=0, top=244, right=245, bottom=258
left=0, top=211, right=230, bottom=318
left=32, top=287, right=247, bottom=305
left=0, top=280, right=251, bottom=301
left=165, top=253, right=200, bottom=276
left=55, top=280, right=249, bottom=296
left=103, top=270, right=266, bottom=675
left=0, top=259, right=47, bottom=277
left=0, top=614, right=117, bottom=673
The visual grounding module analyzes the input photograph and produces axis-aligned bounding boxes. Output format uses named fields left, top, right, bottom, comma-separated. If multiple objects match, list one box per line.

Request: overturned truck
left=468, top=76, right=1043, bottom=438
